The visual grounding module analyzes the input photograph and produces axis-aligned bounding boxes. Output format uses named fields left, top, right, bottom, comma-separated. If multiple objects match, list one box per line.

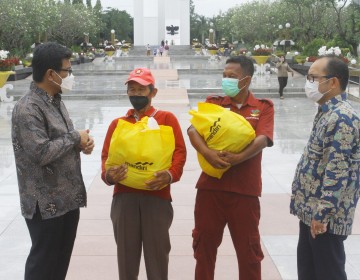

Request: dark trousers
left=278, top=77, right=288, bottom=97
left=297, top=221, right=347, bottom=280
left=24, top=205, right=80, bottom=280
left=111, top=193, right=173, bottom=280
left=193, top=190, right=263, bottom=280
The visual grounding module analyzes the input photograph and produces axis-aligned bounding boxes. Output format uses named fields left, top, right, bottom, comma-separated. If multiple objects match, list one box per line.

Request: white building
left=134, top=0, right=190, bottom=46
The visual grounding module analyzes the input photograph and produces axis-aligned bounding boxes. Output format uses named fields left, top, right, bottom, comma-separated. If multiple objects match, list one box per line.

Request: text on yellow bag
left=189, top=102, right=256, bottom=179
left=105, top=116, right=175, bottom=190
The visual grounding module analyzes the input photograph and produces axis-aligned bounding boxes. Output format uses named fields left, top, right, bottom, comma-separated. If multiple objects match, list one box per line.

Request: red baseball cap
left=125, top=68, right=155, bottom=86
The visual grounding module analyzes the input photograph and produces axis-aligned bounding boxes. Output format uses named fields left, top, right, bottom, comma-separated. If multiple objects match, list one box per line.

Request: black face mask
left=129, top=96, right=149, bottom=111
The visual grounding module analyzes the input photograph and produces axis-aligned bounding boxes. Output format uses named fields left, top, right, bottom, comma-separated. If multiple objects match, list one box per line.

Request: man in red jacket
left=101, top=68, right=187, bottom=280
left=188, top=56, right=274, bottom=280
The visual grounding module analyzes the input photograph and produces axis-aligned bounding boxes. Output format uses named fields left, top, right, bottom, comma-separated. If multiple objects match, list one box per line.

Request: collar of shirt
left=125, top=106, right=157, bottom=121
left=320, top=92, right=347, bottom=113
left=218, top=91, right=257, bottom=108
left=30, top=81, right=62, bottom=107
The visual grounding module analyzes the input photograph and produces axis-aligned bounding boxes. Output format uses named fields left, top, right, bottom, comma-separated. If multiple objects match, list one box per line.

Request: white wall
left=134, top=0, right=190, bottom=46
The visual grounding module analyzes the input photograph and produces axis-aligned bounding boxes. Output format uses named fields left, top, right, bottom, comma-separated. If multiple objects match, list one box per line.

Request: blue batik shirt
left=290, top=93, right=360, bottom=236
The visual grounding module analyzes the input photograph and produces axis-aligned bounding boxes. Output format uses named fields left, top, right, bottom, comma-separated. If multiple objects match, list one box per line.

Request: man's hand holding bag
left=189, top=102, right=255, bottom=178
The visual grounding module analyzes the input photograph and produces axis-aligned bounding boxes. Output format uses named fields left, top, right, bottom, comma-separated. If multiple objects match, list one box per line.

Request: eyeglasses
left=306, top=74, right=333, bottom=83
left=58, top=68, right=73, bottom=75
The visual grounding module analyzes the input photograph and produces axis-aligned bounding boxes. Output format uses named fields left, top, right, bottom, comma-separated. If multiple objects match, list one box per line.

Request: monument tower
left=134, top=0, right=190, bottom=46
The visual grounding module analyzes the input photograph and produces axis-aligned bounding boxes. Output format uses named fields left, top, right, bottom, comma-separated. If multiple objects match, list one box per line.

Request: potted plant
left=318, top=46, right=350, bottom=64
left=294, top=55, right=307, bottom=65
left=104, top=45, right=115, bottom=57
left=0, top=50, right=16, bottom=87
left=192, top=38, right=199, bottom=46
left=192, top=43, right=202, bottom=55
left=252, top=44, right=272, bottom=65
left=207, top=44, right=219, bottom=56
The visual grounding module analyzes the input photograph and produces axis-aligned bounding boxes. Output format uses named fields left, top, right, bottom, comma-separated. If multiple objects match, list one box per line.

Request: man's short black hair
left=32, top=42, right=72, bottom=82
left=225, top=56, right=254, bottom=77
left=322, top=55, right=349, bottom=91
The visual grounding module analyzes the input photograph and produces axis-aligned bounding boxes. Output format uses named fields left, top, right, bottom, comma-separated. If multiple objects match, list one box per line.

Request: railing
left=348, top=68, right=360, bottom=98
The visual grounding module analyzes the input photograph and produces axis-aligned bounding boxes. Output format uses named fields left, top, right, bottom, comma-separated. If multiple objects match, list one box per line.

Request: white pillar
left=134, top=0, right=190, bottom=46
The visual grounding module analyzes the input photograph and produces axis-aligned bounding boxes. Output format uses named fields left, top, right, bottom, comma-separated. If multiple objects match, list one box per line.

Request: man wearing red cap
left=101, top=68, right=187, bottom=280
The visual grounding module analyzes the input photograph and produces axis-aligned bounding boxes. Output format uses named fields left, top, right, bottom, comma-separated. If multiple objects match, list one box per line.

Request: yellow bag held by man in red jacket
left=189, top=102, right=256, bottom=179
left=105, top=116, right=175, bottom=190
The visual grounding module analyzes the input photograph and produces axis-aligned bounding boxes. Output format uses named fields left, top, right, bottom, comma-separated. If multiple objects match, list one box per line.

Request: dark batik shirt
left=12, top=82, right=87, bottom=219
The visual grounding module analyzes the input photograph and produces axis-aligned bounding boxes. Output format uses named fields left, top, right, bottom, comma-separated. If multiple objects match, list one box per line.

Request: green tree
left=72, top=0, right=84, bottom=5
left=0, top=0, right=58, bottom=55
left=101, top=8, right=133, bottom=43
left=86, top=0, right=92, bottom=9
left=48, top=3, right=100, bottom=48
left=303, top=38, right=327, bottom=56
left=325, top=0, right=360, bottom=55
left=283, top=0, right=337, bottom=45
left=229, top=1, right=278, bottom=47
left=94, top=0, right=102, bottom=11
left=194, top=15, right=210, bottom=44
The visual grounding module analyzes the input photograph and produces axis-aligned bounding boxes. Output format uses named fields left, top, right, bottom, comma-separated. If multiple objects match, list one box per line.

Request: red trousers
left=193, top=190, right=263, bottom=280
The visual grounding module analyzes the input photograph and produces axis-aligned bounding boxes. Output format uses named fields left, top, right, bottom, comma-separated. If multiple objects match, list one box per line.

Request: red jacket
left=101, top=106, right=187, bottom=201
left=196, top=92, right=274, bottom=197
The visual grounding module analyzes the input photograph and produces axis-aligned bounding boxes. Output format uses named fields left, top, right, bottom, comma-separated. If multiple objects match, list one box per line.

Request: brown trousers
left=110, top=193, right=173, bottom=280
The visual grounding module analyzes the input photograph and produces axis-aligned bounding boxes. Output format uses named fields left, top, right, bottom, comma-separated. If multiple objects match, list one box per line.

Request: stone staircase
left=6, top=51, right=308, bottom=101
left=130, top=45, right=195, bottom=56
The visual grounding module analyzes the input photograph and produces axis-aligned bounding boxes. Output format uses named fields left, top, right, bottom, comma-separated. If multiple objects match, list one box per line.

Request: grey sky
left=98, top=0, right=251, bottom=17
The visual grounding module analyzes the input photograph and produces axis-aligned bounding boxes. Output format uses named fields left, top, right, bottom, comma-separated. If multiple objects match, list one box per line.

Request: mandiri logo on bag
left=125, top=161, right=154, bottom=171
left=206, top=117, right=221, bottom=142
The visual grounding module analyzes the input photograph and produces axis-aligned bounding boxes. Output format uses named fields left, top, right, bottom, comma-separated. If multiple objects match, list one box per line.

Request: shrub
left=303, top=38, right=326, bottom=56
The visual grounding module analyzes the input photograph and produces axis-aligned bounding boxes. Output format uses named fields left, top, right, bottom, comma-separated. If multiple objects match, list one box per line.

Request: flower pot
left=208, top=49, right=218, bottom=56
left=0, top=71, right=15, bottom=88
left=295, top=58, right=306, bottom=65
left=105, top=50, right=115, bottom=57
left=252, top=56, right=270, bottom=65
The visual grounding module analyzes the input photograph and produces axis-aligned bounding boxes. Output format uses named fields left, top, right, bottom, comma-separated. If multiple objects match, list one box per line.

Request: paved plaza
left=0, top=54, right=360, bottom=279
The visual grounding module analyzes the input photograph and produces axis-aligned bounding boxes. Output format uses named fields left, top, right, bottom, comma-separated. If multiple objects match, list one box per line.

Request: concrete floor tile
left=0, top=255, right=27, bottom=280
left=270, top=256, right=298, bottom=280
left=72, top=235, right=117, bottom=256
left=0, top=235, right=31, bottom=256
left=261, top=235, right=298, bottom=256
left=173, top=205, right=195, bottom=220
left=80, top=205, right=111, bottom=220
left=76, top=219, right=113, bottom=236
left=67, top=256, right=118, bottom=280
left=0, top=205, right=20, bottom=221
left=169, top=219, right=194, bottom=236
left=259, top=194, right=298, bottom=235
left=0, top=216, right=27, bottom=237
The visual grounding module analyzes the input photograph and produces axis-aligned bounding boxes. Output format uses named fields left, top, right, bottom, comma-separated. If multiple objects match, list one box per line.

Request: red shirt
left=195, top=92, right=274, bottom=197
left=101, top=106, right=187, bottom=201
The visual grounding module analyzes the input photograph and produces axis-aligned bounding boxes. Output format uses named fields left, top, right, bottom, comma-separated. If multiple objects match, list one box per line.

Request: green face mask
left=221, top=77, right=246, bottom=97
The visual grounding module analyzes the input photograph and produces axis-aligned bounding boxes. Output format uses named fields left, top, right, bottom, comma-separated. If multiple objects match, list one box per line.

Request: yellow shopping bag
left=105, top=116, right=175, bottom=190
left=189, top=102, right=256, bottom=179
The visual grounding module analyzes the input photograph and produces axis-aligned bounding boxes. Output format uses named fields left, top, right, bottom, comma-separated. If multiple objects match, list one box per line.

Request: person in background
left=101, top=68, right=187, bottom=280
left=188, top=56, right=274, bottom=280
left=276, top=55, right=294, bottom=99
left=11, top=42, right=94, bottom=280
left=290, top=56, right=360, bottom=280
left=146, top=44, right=151, bottom=56
left=159, top=45, right=164, bottom=56
left=164, top=44, right=169, bottom=56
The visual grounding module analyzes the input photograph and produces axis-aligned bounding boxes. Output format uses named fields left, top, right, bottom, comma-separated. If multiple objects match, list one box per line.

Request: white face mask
left=304, top=79, right=331, bottom=103
left=53, top=71, right=75, bottom=93
left=305, top=80, right=323, bottom=102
